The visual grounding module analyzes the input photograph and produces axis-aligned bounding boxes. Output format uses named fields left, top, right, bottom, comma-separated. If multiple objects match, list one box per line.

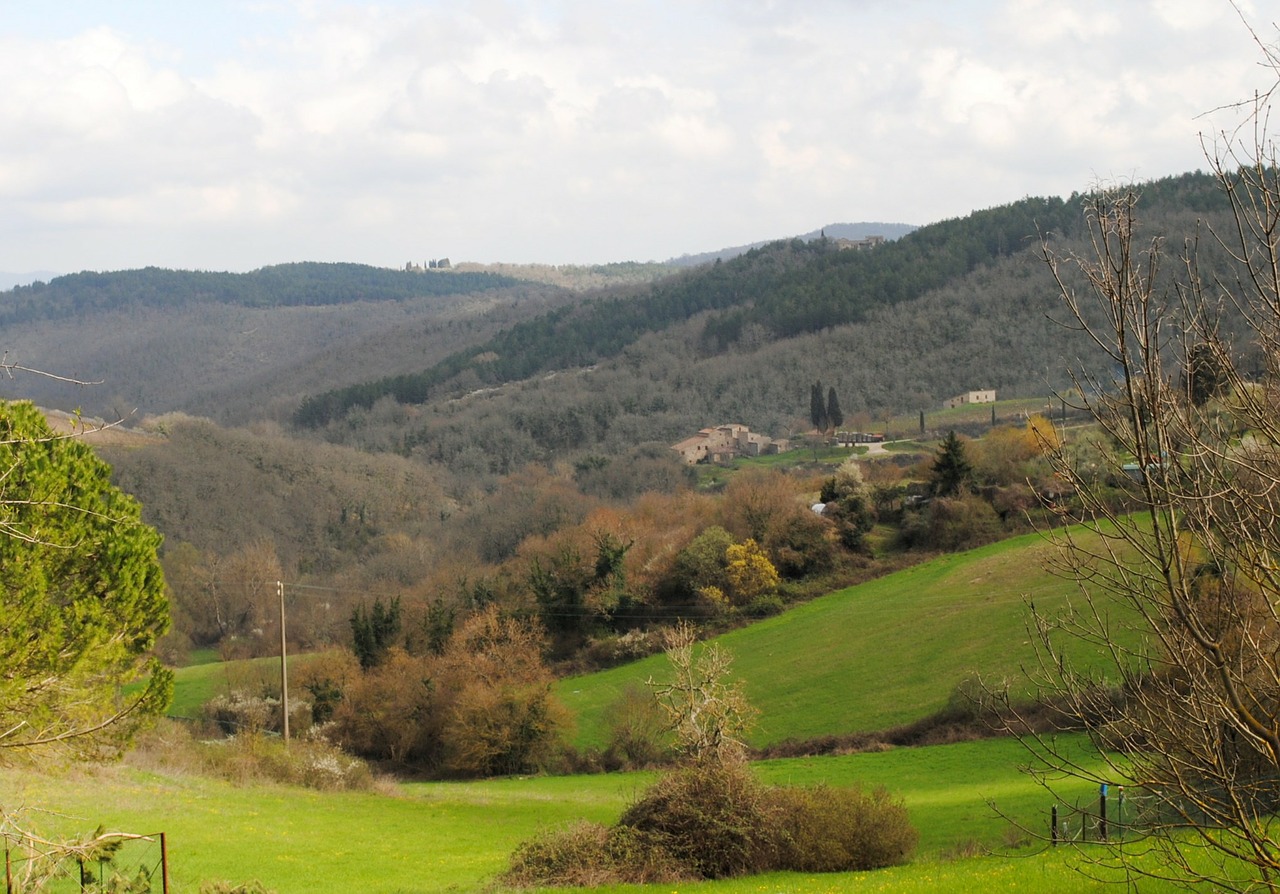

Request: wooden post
left=1051, top=805, right=1058, bottom=846
left=278, top=581, right=289, bottom=746
left=160, top=832, right=169, bottom=894
left=6, top=844, right=13, bottom=894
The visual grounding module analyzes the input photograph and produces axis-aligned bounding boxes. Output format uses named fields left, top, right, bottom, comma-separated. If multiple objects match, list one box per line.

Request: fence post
left=6, top=844, right=13, bottom=894
left=1117, top=786, right=1125, bottom=840
left=1051, top=805, right=1058, bottom=846
left=1099, top=783, right=1108, bottom=842
left=161, top=832, right=169, bottom=894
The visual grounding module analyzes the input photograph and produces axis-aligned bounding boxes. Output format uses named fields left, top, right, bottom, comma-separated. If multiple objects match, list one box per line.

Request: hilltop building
left=671, top=424, right=791, bottom=465
left=943, top=390, right=996, bottom=409
left=833, top=235, right=886, bottom=250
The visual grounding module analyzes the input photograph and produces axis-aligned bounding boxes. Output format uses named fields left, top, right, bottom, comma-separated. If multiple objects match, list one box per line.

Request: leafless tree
left=647, top=623, right=757, bottom=766
left=1009, top=20, right=1280, bottom=891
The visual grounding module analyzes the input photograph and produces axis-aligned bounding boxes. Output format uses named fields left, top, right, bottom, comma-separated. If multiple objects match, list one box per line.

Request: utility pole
left=278, top=580, right=290, bottom=746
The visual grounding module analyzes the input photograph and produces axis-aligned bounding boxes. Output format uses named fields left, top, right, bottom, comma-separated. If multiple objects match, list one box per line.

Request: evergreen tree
left=928, top=431, right=973, bottom=497
left=809, top=381, right=828, bottom=433
left=826, top=387, right=843, bottom=431
left=351, top=596, right=403, bottom=669
left=0, top=401, right=171, bottom=758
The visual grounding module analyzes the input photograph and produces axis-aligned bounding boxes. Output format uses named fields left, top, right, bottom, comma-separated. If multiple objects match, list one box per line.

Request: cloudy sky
left=0, top=1, right=1272, bottom=275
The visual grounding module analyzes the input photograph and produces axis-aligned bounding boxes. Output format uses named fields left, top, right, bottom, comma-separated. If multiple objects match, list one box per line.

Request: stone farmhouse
left=671, top=424, right=792, bottom=465
left=833, top=235, right=886, bottom=251
left=943, top=389, right=996, bottom=409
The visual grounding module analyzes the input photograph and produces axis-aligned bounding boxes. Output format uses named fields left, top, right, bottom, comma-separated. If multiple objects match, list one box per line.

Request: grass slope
left=10, top=735, right=1150, bottom=894
left=560, top=528, right=1112, bottom=748
left=167, top=654, right=328, bottom=719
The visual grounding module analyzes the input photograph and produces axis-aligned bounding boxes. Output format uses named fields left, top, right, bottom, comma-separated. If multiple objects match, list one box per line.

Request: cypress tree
left=826, top=387, right=843, bottom=431
left=809, top=381, right=828, bottom=433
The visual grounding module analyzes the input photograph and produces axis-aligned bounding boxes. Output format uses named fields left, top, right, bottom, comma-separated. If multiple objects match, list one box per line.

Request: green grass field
left=559, top=528, right=1116, bottom=749
left=168, top=653, right=330, bottom=719
left=9, top=734, right=1170, bottom=894
left=19, top=524, right=1199, bottom=892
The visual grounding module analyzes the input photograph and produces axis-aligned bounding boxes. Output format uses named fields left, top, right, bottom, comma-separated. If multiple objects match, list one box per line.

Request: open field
left=168, top=653, right=330, bottom=719
left=7, top=733, right=1179, bottom=894
left=559, top=528, right=1118, bottom=749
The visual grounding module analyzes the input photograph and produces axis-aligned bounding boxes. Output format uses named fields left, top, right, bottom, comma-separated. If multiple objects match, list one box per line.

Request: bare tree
left=1010, top=23, right=1280, bottom=891
left=647, top=623, right=757, bottom=766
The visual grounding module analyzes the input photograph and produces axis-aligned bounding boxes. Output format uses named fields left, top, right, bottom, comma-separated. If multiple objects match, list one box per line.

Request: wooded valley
left=0, top=170, right=1244, bottom=771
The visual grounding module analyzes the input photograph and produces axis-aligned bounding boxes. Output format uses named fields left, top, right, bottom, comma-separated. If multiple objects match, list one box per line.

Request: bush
left=505, top=762, right=918, bottom=887
left=602, top=684, right=671, bottom=769
left=617, top=760, right=775, bottom=879
left=129, top=720, right=373, bottom=791
left=771, top=784, right=918, bottom=872
left=502, top=821, right=690, bottom=887
left=203, top=690, right=313, bottom=739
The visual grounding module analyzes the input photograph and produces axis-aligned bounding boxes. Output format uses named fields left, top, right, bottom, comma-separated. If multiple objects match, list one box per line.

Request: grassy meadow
left=17, top=525, right=1168, bottom=892
left=560, top=528, right=1119, bottom=748
left=8, top=734, right=1168, bottom=894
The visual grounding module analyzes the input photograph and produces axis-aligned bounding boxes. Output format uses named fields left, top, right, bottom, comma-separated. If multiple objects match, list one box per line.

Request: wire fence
left=1049, top=784, right=1251, bottom=846
left=4, top=830, right=167, bottom=894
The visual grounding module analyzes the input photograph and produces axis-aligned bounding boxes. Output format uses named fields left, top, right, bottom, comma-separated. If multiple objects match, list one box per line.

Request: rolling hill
left=559, top=526, right=1127, bottom=750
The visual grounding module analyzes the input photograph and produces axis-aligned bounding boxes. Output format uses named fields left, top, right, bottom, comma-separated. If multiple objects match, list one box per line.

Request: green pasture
left=8, top=733, right=1175, bottom=894
left=168, top=653, right=328, bottom=719
left=559, top=528, right=1122, bottom=749
left=885, top=397, right=1056, bottom=437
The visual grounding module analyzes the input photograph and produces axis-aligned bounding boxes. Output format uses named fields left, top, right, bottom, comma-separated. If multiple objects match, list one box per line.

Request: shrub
left=502, top=821, right=690, bottom=887
left=617, top=760, right=774, bottom=879
left=203, top=690, right=313, bottom=739
left=603, top=684, right=671, bottom=768
left=770, top=784, right=918, bottom=872
left=520, top=764, right=921, bottom=886
left=129, top=719, right=373, bottom=791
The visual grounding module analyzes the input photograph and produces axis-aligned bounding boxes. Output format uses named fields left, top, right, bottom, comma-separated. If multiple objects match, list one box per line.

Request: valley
left=0, top=171, right=1274, bottom=892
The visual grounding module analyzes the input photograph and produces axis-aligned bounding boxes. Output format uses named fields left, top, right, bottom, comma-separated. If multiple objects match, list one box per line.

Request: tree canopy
left=0, top=401, right=171, bottom=759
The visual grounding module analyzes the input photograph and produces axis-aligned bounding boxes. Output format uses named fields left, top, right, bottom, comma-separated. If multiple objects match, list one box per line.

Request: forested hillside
left=295, top=199, right=1084, bottom=427
left=294, top=172, right=1232, bottom=476
left=0, top=264, right=583, bottom=423
left=0, top=262, right=521, bottom=324
left=2, top=171, right=1242, bottom=675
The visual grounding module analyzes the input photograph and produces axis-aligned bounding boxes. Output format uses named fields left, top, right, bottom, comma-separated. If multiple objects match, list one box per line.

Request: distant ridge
left=665, top=221, right=917, bottom=268
left=0, top=270, right=59, bottom=290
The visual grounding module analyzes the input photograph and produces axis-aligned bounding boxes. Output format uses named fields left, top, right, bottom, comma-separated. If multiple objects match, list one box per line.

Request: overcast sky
left=0, top=1, right=1272, bottom=275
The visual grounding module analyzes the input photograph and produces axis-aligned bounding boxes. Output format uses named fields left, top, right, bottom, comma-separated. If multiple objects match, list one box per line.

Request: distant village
left=671, top=389, right=994, bottom=465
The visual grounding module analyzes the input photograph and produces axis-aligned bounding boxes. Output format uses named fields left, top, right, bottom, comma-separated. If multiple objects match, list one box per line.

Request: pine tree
left=0, top=401, right=171, bottom=758
left=351, top=596, right=403, bottom=669
left=928, top=430, right=973, bottom=497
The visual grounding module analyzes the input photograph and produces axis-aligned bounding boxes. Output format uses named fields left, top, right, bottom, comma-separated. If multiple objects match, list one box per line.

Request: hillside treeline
left=0, top=262, right=520, bottom=325
left=293, top=171, right=1229, bottom=432
left=105, top=406, right=1086, bottom=681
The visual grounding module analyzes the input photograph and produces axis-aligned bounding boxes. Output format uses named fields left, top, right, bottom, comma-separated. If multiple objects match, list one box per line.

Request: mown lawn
left=6, top=734, right=1187, bottom=894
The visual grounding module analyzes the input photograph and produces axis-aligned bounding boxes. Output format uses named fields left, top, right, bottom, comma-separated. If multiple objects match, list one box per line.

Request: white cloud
left=0, top=0, right=1274, bottom=272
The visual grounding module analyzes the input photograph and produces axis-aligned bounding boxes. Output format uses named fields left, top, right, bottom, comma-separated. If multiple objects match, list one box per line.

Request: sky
left=0, top=0, right=1273, bottom=275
